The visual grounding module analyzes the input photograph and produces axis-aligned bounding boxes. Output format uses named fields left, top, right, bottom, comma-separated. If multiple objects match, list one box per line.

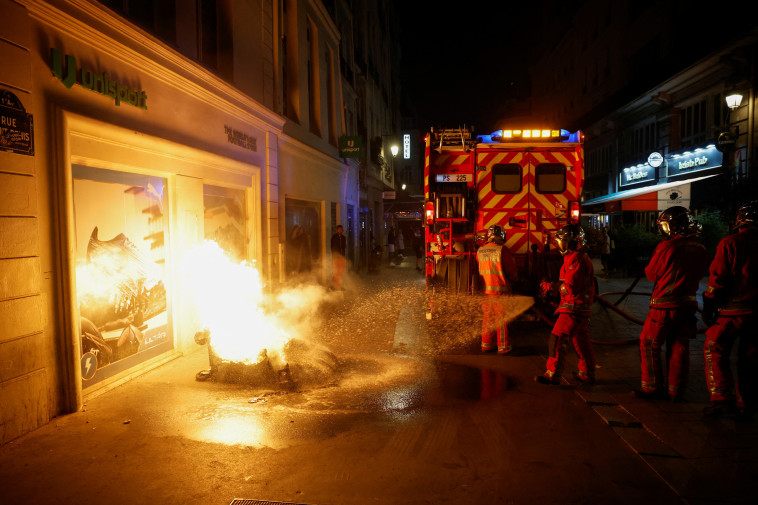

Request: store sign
left=716, top=131, right=736, bottom=153
left=620, top=164, right=655, bottom=187
left=50, top=48, right=148, bottom=109
left=339, top=135, right=363, bottom=158
left=224, top=125, right=257, bottom=151
left=658, top=184, right=691, bottom=211
left=667, top=144, right=722, bottom=177
left=0, top=90, right=34, bottom=155
left=403, top=133, right=411, bottom=159
left=647, top=152, right=663, bottom=167
left=382, top=191, right=396, bottom=199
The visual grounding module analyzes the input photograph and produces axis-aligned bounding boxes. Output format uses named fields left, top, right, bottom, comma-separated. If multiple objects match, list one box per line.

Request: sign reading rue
left=0, top=90, right=34, bottom=156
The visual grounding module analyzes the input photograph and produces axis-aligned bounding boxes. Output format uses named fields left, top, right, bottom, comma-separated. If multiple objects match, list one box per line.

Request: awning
left=581, top=174, right=720, bottom=210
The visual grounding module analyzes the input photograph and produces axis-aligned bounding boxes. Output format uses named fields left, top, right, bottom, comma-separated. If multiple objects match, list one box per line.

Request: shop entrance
left=284, top=198, right=322, bottom=278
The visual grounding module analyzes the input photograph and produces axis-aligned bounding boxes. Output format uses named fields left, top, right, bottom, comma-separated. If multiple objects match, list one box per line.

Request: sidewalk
left=565, top=258, right=757, bottom=505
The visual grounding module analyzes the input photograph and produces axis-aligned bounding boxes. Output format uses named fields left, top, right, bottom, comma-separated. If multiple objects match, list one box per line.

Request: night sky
left=396, top=2, right=546, bottom=135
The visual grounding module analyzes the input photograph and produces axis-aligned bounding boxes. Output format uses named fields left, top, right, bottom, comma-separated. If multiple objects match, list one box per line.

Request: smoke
left=179, top=241, right=340, bottom=386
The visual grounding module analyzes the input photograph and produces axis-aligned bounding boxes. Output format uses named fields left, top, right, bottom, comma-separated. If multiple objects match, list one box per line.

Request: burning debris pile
left=181, top=241, right=338, bottom=389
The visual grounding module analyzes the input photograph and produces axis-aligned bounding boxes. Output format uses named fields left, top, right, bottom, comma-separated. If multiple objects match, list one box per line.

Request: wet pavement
left=0, top=256, right=755, bottom=505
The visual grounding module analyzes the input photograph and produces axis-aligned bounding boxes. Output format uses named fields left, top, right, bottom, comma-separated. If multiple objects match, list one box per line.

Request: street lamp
left=390, top=144, right=399, bottom=157
left=726, top=93, right=743, bottom=110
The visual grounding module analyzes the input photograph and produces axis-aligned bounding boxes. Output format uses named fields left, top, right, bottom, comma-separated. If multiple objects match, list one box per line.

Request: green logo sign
left=51, top=48, right=147, bottom=109
left=339, top=136, right=363, bottom=158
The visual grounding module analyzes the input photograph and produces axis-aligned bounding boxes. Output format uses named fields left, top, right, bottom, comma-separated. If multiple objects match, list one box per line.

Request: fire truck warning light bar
left=478, top=129, right=582, bottom=143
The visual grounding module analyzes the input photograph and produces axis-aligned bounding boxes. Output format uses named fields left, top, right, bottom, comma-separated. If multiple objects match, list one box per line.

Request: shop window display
left=73, top=166, right=171, bottom=386
left=203, top=185, right=246, bottom=262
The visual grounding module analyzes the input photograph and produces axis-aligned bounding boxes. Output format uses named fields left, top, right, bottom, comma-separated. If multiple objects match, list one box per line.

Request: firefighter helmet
left=554, top=224, right=585, bottom=255
left=734, top=201, right=758, bottom=230
left=656, top=206, right=698, bottom=238
left=486, top=225, right=506, bottom=244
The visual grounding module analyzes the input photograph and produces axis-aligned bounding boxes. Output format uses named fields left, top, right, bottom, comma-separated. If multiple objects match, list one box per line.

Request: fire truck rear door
left=476, top=150, right=532, bottom=254
left=528, top=147, right=582, bottom=239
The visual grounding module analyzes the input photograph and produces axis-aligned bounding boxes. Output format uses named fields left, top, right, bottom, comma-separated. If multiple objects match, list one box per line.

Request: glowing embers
left=181, top=241, right=337, bottom=388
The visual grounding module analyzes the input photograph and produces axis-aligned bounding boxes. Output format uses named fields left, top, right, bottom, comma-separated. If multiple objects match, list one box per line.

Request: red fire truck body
left=423, top=127, right=585, bottom=318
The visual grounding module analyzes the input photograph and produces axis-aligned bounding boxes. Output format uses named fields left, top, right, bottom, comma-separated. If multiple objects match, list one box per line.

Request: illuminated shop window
left=203, top=185, right=247, bottom=262
left=73, top=165, right=172, bottom=387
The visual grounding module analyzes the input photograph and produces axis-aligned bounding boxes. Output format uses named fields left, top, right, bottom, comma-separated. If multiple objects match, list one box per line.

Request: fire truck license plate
left=436, top=174, right=472, bottom=182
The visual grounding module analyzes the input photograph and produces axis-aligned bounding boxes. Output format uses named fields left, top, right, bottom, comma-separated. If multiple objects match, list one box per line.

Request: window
left=203, top=185, right=246, bottom=262
left=307, top=19, right=321, bottom=136
left=535, top=164, right=566, bottom=193
left=680, top=98, right=707, bottom=148
left=491, top=164, right=522, bottom=194
left=326, top=47, right=337, bottom=146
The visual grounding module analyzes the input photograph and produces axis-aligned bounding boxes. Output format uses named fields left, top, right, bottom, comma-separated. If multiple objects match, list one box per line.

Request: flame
left=180, top=241, right=292, bottom=365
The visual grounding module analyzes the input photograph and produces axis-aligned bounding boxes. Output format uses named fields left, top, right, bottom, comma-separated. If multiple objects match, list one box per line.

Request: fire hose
left=530, top=276, right=708, bottom=345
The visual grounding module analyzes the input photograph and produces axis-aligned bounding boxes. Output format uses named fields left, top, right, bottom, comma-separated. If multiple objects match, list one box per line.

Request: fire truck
left=423, top=126, right=585, bottom=319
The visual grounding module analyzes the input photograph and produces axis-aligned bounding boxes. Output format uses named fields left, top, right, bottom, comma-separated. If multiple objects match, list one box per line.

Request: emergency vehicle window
left=491, top=164, right=522, bottom=194
left=535, top=164, right=566, bottom=193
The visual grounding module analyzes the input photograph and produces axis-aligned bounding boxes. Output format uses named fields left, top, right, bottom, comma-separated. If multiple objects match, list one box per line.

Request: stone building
left=0, top=0, right=399, bottom=443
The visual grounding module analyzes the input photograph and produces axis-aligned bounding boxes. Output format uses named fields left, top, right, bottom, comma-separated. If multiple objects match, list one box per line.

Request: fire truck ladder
left=431, top=127, right=476, bottom=151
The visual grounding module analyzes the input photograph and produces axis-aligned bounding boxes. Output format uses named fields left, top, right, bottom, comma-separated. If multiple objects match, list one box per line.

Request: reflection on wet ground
left=175, top=351, right=511, bottom=449
left=135, top=264, right=521, bottom=450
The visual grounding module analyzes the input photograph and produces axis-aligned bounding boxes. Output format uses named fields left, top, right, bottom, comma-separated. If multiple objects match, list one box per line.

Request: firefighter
left=535, top=224, right=596, bottom=385
left=635, top=206, right=709, bottom=401
left=702, top=201, right=758, bottom=419
left=476, top=225, right=518, bottom=354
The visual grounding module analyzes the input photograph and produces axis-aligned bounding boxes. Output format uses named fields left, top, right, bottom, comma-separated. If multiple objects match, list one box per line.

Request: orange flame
left=180, top=241, right=292, bottom=366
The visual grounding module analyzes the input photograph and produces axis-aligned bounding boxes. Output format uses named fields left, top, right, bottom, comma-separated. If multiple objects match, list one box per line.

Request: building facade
left=528, top=0, right=758, bottom=228
left=0, top=0, right=399, bottom=443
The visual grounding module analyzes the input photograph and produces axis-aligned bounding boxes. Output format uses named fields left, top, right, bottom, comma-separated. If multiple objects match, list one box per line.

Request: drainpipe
left=748, top=48, right=755, bottom=177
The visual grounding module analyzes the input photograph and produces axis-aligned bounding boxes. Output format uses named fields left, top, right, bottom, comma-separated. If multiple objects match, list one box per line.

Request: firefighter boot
left=572, top=370, right=595, bottom=385
left=535, top=374, right=560, bottom=386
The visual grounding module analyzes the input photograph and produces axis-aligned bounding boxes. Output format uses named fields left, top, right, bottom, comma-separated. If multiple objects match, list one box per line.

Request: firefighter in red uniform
left=476, top=225, right=518, bottom=354
left=535, top=224, right=596, bottom=385
left=702, top=201, right=758, bottom=419
left=635, top=206, right=709, bottom=401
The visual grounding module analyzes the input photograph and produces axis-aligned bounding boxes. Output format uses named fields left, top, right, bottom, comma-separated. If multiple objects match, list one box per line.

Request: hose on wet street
left=530, top=275, right=708, bottom=345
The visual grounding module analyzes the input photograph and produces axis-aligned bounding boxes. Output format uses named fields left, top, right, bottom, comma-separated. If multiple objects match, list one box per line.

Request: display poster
left=73, top=165, right=171, bottom=387
left=203, top=185, right=247, bottom=262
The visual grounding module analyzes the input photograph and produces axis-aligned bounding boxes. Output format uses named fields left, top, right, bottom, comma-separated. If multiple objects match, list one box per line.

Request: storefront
left=62, top=114, right=263, bottom=394
left=582, top=144, right=724, bottom=229
left=278, top=135, right=353, bottom=284
left=1, top=1, right=283, bottom=442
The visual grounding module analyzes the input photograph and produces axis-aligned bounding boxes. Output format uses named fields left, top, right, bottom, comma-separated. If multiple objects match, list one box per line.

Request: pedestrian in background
left=635, top=206, right=709, bottom=402
left=330, top=225, right=347, bottom=290
left=535, top=224, right=596, bottom=385
left=387, top=227, right=396, bottom=265
left=476, top=225, right=518, bottom=354
left=702, top=201, right=758, bottom=420
left=397, top=228, right=405, bottom=257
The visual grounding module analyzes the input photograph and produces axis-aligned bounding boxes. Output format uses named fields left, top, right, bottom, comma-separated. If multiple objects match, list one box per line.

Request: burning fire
left=180, top=241, right=293, bottom=368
